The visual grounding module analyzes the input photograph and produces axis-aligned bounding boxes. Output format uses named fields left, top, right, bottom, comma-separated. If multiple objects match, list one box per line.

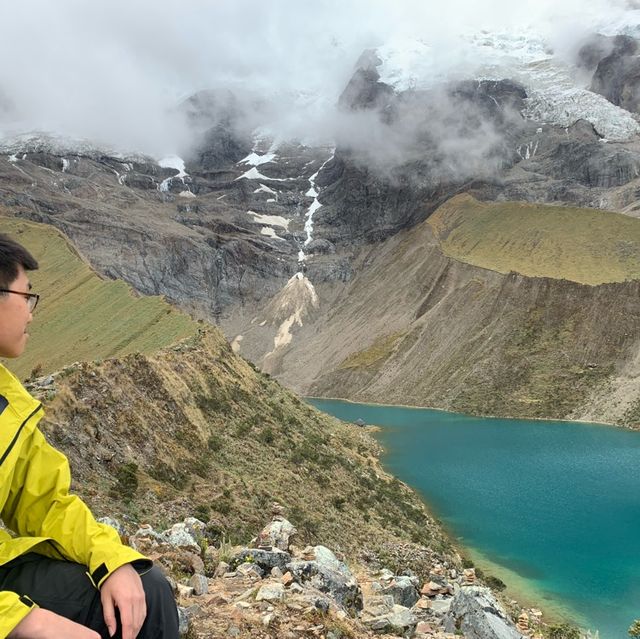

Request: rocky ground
left=104, top=511, right=552, bottom=639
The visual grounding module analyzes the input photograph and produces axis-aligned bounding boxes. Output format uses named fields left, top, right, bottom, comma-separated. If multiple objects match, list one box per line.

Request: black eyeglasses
left=0, top=289, right=40, bottom=312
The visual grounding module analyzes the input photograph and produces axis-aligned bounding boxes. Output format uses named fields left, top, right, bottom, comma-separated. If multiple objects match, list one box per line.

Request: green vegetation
left=545, top=623, right=581, bottom=639
left=0, top=216, right=198, bottom=379
left=429, top=194, right=640, bottom=285
left=449, top=309, right=614, bottom=419
left=112, top=462, right=138, bottom=502
left=338, top=331, right=406, bottom=370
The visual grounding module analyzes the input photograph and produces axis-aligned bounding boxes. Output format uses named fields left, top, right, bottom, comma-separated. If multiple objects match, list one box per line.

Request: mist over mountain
left=2, top=0, right=639, bottom=162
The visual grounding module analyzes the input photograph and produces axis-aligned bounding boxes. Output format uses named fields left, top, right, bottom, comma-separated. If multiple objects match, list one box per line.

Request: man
left=0, top=234, right=179, bottom=639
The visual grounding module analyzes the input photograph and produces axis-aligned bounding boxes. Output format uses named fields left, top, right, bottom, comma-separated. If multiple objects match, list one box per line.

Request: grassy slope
left=429, top=194, right=640, bottom=285
left=40, top=330, right=454, bottom=574
left=0, top=216, right=198, bottom=379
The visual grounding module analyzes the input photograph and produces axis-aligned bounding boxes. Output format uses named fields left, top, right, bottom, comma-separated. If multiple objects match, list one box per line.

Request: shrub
left=113, top=462, right=138, bottom=501
left=484, top=575, right=506, bottom=591
left=547, top=623, right=580, bottom=639
left=207, top=434, right=223, bottom=451
left=194, top=504, right=211, bottom=522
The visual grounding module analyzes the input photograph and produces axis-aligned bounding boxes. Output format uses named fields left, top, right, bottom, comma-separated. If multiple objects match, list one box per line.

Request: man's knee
left=140, top=565, right=174, bottom=607
left=138, top=565, right=179, bottom=638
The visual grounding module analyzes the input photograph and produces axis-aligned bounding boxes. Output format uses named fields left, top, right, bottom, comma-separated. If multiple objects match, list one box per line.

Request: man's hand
left=100, top=563, right=147, bottom=639
left=8, top=608, right=100, bottom=638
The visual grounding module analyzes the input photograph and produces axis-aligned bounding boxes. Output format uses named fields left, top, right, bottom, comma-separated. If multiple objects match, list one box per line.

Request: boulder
left=286, top=545, right=362, bottom=612
left=97, top=517, right=125, bottom=537
left=444, top=586, right=525, bottom=639
left=256, top=516, right=297, bottom=551
left=383, top=575, right=420, bottom=608
left=163, top=523, right=201, bottom=552
left=237, top=562, right=265, bottom=579
left=256, top=582, right=285, bottom=603
left=177, top=606, right=189, bottom=636
left=188, top=574, right=208, bottom=596
left=234, top=548, right=291, bottom=573
left=363, top=604, right=417, bottom=635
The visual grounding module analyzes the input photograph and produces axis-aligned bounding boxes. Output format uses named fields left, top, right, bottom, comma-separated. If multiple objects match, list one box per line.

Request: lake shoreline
left=305, top=397, right=638, bottom=639
left=305, top=394, right=628, bottom=430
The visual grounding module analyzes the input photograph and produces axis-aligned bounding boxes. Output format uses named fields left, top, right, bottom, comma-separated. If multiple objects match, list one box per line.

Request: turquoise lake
left=308, top=398, right=640, bottom=639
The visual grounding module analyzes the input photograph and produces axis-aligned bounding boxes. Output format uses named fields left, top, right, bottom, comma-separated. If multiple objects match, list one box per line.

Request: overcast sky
left=0, top=0, right=636, bottom=157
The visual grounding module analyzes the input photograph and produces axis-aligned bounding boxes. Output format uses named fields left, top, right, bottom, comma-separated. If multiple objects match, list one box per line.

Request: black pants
left=0, top=553, right=179, bottom=639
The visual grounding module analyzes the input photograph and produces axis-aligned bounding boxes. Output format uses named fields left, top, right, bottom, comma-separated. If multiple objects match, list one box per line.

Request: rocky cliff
left=4, top=35, right=640, bottom=425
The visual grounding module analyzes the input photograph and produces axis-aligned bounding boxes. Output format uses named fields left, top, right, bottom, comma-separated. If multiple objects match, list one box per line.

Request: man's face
left=0, top=266, right=33, bottom=358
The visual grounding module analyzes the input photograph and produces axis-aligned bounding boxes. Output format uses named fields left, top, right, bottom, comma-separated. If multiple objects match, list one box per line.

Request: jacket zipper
left=0, top=404, right=42, bottom=467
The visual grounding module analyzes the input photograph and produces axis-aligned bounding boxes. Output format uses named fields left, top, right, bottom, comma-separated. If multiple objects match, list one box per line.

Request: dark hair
left=0, top=233, right=39, bottom=290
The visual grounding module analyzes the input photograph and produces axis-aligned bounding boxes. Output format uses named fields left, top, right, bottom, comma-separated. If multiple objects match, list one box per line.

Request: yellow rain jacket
left=0, top=363, right=149, bottom=638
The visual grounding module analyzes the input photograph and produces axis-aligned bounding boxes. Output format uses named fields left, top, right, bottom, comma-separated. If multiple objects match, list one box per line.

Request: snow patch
left=254, top=183, right=278, bottom=196
left=61, top=158, right=69, bottom=172
left=178, top=190, right=196, bottom=198
left=8, top=154, right=17, bottom=163
left=158, top=155, right=187, bottom=178
left=236, top=166, right=289, bottom=182
left=158, top=155, right=191, bottom=194
left=261, top=227, right=285, bottom=241
left=247, top=211, right=290, bottom=230
left=239, top=152, right=277, bottom=166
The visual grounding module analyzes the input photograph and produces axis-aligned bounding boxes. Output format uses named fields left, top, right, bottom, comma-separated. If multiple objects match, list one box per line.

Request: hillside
left=225, top=195, right=640, bottom=427
left=429, top=194, right=640, bottom=285
left=36, top=329, right=453, bottom=567
left=0, top=216, right=198, bottom=379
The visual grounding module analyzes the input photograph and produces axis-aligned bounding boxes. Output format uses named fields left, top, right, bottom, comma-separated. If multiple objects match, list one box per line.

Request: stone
left=516, top=611, right=530, bottom=634
left=286, top=545, right=362, bottom=612
left=256, top=583, right=286, bottom=602
left=282, top=571, right=295, bottom=587
left=363, top=594, right=395, bottom=617
left=383, top=575, right=420, bottom=608
left=176, top=583, right=194, bottom=598
left=257, top=516, right=297, bottom=551
left=165, top=575, right=177, bottom=593
left=189, top=574, right=208, bottom=596
left=177, top=606, right=189, bottom=636
left=237, top=562, right=264, bottom=579
left=234, top=548, right=291, bottom=573
left=463, top=568, right=476, bottom=585
left=416, top=621, right=434, bottom=634
left=163, top=523, right=200, bottom=552
left=379, top=568, right=394, bottom=581
left=430, top=598, right=453, bottom=616
left=186, top=552, right=205, bottom=575
left=97, top=517, right=125, bottom=537
left=363, top=604, right=417, bottom=634
left=271, top=566, right=284, bottom=578
left=415, top=597, right=431, bottom=610
left=290, top=582, right=304, bottom=594
left=444, top=586, right=525, bottom=638
left=214, top=561, right=231, bottom=577
left=235, top=587, right=259, bottom=602
left=132, top=524, right=164, bottom=542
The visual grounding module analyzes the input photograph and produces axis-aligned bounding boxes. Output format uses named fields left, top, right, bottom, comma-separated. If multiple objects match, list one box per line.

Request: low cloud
left=0, top=0, right=635, bottom=160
